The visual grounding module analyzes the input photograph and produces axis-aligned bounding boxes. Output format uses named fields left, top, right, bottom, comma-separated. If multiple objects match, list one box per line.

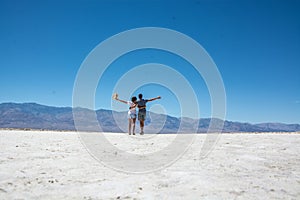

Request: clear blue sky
left=0, top=0, right=299, bottom=124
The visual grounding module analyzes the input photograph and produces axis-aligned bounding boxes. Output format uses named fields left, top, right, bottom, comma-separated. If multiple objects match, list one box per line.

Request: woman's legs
left=128, top=118, right=132, bottom=135
left=128, top=114, right=137, bottom=135
left=132, top=118, right=136, bottom=135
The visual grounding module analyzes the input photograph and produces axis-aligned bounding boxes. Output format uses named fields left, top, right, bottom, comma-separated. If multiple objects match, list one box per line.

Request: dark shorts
left=138, top=110, right=146, bottom=121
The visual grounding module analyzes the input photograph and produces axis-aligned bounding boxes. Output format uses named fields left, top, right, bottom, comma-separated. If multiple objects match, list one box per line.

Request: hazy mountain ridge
left=0, top=103, right=299, bottom=133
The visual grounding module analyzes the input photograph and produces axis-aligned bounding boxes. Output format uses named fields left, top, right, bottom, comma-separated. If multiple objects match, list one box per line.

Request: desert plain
left=0, top=130, right=299, bottom=199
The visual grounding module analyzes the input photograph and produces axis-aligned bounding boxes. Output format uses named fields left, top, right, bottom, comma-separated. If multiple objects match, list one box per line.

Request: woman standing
left=113, top=94, right=137, bottom=135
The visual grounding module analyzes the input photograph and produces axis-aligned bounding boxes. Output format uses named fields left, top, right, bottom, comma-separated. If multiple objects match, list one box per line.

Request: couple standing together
left=114, top=93, right=161, bottom=135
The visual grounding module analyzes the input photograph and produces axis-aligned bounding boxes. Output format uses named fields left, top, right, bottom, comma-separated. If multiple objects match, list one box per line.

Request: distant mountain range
left=0, top=102, right=299, bottom=133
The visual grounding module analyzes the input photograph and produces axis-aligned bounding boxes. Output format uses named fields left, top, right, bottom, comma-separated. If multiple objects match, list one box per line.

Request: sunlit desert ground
left=0, top=130, right=299, bottom=199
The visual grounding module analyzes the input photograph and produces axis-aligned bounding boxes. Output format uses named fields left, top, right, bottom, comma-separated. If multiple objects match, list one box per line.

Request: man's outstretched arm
left=147, top=96, right=161, bottom=102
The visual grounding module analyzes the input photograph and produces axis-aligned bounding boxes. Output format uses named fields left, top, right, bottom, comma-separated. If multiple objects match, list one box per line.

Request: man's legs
left=138, top=111, right=146, bottom=135
left=139, top=120, right=144, bottom=135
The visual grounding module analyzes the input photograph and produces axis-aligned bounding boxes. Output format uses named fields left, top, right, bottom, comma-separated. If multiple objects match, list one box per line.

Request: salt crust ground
left=0, top=130, right=299, bottom=199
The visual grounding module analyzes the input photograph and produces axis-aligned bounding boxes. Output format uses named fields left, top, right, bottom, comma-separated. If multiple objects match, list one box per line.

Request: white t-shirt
left=127, top=101, right=136, bottom=115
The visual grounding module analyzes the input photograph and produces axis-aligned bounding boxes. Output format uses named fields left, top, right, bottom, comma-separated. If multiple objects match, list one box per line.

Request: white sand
left=0, top=130, right=299, bottom=199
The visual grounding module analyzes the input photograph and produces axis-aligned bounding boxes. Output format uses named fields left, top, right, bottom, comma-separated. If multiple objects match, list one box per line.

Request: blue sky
left=0, top=0, right=299, bottom=123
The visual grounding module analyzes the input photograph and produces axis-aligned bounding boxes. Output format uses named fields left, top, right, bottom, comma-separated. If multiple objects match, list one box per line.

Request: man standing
left=137, top=93, right=161, bottom=135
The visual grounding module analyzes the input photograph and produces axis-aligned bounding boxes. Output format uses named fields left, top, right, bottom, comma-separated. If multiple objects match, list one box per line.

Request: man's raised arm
left=147, top=96, right=161, bottom=102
